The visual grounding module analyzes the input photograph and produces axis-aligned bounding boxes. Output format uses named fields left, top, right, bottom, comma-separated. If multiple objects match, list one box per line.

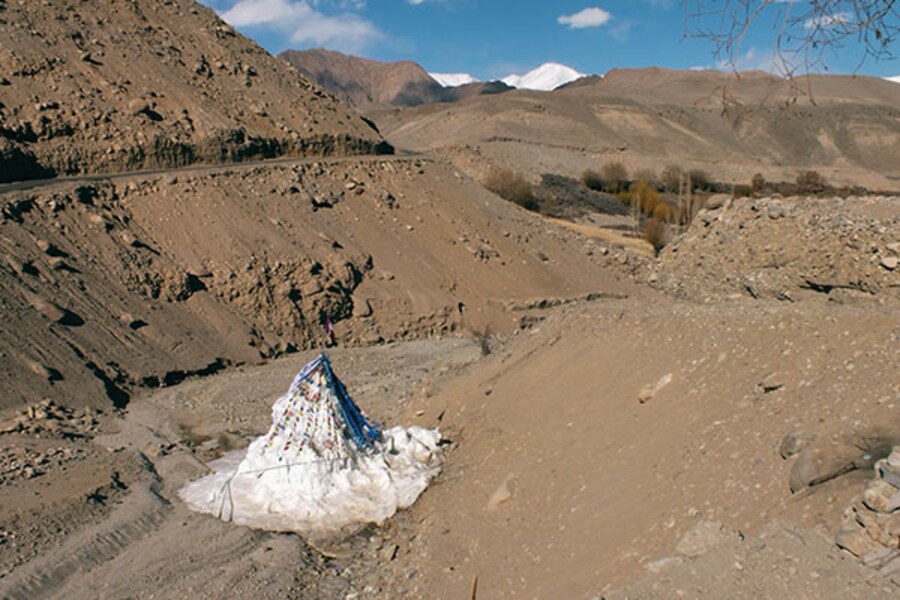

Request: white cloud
left=558, top=7, right=612, bottom=30
left=218, top=0, right=381, bottom=52
left=804, top=12, right=852, bottom=30
left=713, top=47, right=781, bottom=72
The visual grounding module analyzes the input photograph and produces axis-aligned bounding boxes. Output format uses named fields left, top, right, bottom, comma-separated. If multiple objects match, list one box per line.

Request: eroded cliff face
left=0, top=155, right=633, bottom=410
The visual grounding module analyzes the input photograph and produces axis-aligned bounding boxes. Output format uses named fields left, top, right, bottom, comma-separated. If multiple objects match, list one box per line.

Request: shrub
left=732, top=184, right=753, bottom=198
left=582, top=169, right=604, bottom=191
left=643, top=218, right=667, bottom=255
left=484, top=169, right=538, bottom=211
left=751, top=172, right=766, bottom=192
left=601, top=161, right=629, bottom=193
left=688, top=169, right=711, bottom=191
left=796, top=170, right=827, bottom=194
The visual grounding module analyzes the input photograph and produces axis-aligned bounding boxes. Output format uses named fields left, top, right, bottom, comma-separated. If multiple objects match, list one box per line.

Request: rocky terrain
left=655, top=195, right=900, bottom=302
left=0, top=0, right=387, bottom=183
left=835, top=447, right=900, bottom=585
left=372, top=68, right=900, bottom=190
left=279, top=48, right=513, bottom=110
left=1, top=0, right=899, bottom=599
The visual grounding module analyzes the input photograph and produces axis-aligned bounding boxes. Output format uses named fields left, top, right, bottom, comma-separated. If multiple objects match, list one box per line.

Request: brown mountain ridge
left=279, top=48, right=512, bottom=110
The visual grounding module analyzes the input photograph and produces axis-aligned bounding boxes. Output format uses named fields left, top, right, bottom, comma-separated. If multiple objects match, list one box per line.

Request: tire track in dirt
left=0, top=488, right=171, bottom=600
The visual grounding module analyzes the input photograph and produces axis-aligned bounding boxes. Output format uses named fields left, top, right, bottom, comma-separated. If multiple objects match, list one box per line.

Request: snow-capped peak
left=886, top=75, right=900, bottom=84
left=430, top=72, right=479, bottom=87
left=502, top=63, right=585, bottom=91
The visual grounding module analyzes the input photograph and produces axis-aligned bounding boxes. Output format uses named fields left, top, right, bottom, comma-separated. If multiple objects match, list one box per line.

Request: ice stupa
left=179, top=353, right=442, bottom=533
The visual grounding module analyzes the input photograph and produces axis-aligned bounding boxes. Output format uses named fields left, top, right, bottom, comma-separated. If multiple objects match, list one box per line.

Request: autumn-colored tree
left=629, top=180, right=662, bottom=216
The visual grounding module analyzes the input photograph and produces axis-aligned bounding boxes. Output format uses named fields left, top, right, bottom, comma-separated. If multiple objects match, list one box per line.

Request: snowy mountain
left=887, top=75, right=900, bottom=84
left=430, top=72, right=478, bottom=87
left=502, top=63, right=585, bottom=91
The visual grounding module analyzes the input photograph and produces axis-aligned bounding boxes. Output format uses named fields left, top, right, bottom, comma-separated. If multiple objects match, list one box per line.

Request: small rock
left=47, top=256, right=71, bottom=271
left=863, top=479, right=900, bottom=513
left=861, top=546, right=900, bottom=568
left=779, top=429, right=813, bottom=459
left=639, top=373, right=673, bottom=404
left=880, top=256, right=898, bottom=271
left=119, top=231, right=139, bottom=247
left=887, top=447, right=900, bottom=469
left=644, top=556, right=684, bottom=574
left=675, top=520, right=738, bottom=558
left=24, top=292, right=66, bottom=322
left=758, top=372, right=784, bottom=394
left=705, top=194, right=731, bottom=210
left=836, top=519, right=883, bottom=557
left=789, top=443, right=863, bottom=493
left=486, top=473, right=515, bottom=511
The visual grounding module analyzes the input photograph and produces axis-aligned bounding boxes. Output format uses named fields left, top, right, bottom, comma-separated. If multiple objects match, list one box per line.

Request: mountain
left=887, top=75, right=900, bottom=84
left=430, top=73, right=478, bottom=87
left=280, top=48, right=448, bottom=109
left=279, top=49, right=516, bottom=110
left=502, top=63, right=586, bottom=91
left=0, top=0, right=387, bottom=183
left=373, top=67, right=900, bottom=190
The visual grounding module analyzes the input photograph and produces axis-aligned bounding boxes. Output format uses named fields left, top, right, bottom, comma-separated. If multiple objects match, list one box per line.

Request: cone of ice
left=179, top=354, right=442, bottom=533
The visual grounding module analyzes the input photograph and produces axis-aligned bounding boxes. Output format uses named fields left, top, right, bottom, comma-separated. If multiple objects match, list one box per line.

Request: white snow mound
left=502, top=62, right=584, bottom=91
left=178, top=354, right=442, bottom=533
left=179, top=426, right=441, bottom=533
left=430, top=72, right=478, bottom=87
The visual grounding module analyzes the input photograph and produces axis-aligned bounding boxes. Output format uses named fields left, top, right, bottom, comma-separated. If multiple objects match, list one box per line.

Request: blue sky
left=200, top=1, right=899, bottom=79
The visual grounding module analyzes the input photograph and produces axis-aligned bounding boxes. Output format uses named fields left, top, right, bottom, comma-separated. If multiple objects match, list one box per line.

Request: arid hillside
left=0, top=0, right=387, bottom=183
left=372, top=68, right=900, bottom=190
left=280, top=48, right=446, bottom=109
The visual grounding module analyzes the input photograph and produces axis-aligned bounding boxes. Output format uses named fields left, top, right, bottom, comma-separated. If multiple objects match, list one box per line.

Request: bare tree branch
left=686, top=1, right=899, bottom=77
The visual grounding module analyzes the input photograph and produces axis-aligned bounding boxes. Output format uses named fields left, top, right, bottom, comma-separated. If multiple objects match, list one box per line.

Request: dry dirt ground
left=0, top=189, right=900, bottom=599
left=2, top=287, right=898, bottom=599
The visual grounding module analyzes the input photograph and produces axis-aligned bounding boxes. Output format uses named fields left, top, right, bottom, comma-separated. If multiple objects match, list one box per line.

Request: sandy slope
left=396, top=294, right=900, bottom=598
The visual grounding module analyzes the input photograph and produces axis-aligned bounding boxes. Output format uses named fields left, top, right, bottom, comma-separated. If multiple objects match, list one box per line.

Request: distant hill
left=0, top=0, right=387, bottom=183
left=279, top=48, right=513, bottom=110
left=373, top=67, right=900, bottom=190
